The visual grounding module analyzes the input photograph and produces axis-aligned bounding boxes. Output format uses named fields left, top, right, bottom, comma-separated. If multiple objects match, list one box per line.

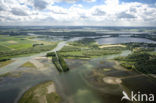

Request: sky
left=0, top=0, right=156, bottom=26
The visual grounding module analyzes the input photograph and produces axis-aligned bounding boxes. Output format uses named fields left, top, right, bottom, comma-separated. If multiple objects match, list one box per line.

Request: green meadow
left=59, top=38, right=126, bottom=59
left=0, top=35, right=57, bottom=61
left=0, top=35, right=34, bottom=50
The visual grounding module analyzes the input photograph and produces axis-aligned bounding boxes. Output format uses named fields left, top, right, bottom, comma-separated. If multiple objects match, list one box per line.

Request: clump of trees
left=46, top=52, right=56, bottom=57
left=57, top=54, right=69, bottom=72
left=52, top=55, right=63, bottom=72
left=32, top=43, right=44, bottom=47
left=115, top=52, right=156, bottom=74
left=0, top=58, right=10, bottom=62
left=47, top=52, right=69, bottom=72
left=125, top=42, right=156, bottom=51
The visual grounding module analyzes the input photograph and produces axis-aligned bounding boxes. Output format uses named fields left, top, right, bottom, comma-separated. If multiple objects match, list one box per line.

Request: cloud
left=105, top=0, right=119, bottom=7
left=11, top=8, right=28, bottom=16
left=92, top=8, right=106, bottom=16
left=83, top=0, right=96, bottom=2
left=0, top=1, right=8, bottom=11
left=54, top=0, right=79, bottom=3
left=80, top=15, right=88, bottom=19
left=49, top=6, right=68, bottom=14
left=0, top=7, right=4, bottom=11
left=117, top=12, right=135, bottom=19
left=0, top=0, right=156, bottom=26
left=65, top=0, right=79, bottom=3
left=130, top=7, right=137, bottom=12
left=0, top=16, right=16, bottom=21
left=33, top=0, right=48, bottom=10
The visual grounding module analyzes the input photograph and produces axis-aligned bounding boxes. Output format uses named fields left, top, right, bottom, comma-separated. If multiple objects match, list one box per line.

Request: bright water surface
left=96, top=37, right=156, bottom=44
left=0, top=36, right=154, bottom=103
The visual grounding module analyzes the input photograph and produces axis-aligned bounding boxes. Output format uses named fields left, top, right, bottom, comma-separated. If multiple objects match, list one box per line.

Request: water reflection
left=96, top=37, right=156, bottom=44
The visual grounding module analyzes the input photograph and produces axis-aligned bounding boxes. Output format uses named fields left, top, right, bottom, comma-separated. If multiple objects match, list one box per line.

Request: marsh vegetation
left=59, top=38, right=127, bottom=59
left=0, top=35, right=57, bottom=61
left=18, top=81, right=60, bottom=103
left=0, top=26, right=156, bottom=103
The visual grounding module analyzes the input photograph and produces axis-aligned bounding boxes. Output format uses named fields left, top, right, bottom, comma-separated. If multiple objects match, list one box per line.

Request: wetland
left=0, top=26, right=156, bottom=103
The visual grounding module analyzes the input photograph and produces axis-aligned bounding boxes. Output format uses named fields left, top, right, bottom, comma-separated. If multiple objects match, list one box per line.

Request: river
left=96, top=37, right=156, bottom=44
left=0, top=36, right=155, bottom=103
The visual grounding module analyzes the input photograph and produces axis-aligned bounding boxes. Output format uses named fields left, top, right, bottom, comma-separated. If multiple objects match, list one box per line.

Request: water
left=105, top=50, right=131, bottom=59
left=0, top=49, right=152, bottom=103
left=0, top=37, right=103, bottom=103
left=0, top=72, right=55, bottom=103
left=0, top=36, right=154, bottom=103
left=0, top=58, right=104, bottom=103
left=96, top=37, right=156, bottom=44
left=0, top=37, right=81, bottom=75
left=53, top=64, right=103, bottom=103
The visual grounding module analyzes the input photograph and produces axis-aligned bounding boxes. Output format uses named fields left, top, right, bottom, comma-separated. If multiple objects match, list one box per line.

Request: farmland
left=0, top=35, right=57, bottom=61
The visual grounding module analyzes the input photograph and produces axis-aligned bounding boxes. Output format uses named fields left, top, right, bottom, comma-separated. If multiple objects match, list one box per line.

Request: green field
left=0, top=60, right=14, bottom=68
left=59, top=38, right=126, bottom=59
left=20, top=61, right=37, bottom=69
left=0, top=35, right=34, bottom=50
left=0, top=35, right=57, bottom=61
left=18, top=81, right=60, bottom=103
left=0, top=45, right=10, bottom=52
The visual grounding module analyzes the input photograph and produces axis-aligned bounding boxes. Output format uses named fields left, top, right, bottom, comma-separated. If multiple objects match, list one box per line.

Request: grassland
left=18, top=81, right=60, bottom=103
left=0, top=72, right=11, bottom=78
left=0, top=72, right=22, bottom=80
left=0, top=35, right=34, bottom=51
left=0, top=35, right=57, bottom=61
left=149, top=51, right=156, bottom=56
left=59, top=38, right=126, bottom=59
left=20, top=62, right=37, bottom=69
left=0, top=60, right=14, bottom=68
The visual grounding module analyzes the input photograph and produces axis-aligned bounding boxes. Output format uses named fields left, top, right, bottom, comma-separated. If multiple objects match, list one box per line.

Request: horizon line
left=0, top=26, right=156, bottom=28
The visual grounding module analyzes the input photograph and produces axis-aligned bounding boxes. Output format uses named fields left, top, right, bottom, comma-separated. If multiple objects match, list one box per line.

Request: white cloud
left=92, top=8, right=106, bottom=16
left=117, top=12, right=136, bottom=19
left=54, top=0, right=79, bottom=3
left=11, top=8, right=28, bottom=16
left=0, top=0, right=156, bottom=26
left=105, top=0, right=119, bottom=6
left=83, top=0, right=96, bottom=3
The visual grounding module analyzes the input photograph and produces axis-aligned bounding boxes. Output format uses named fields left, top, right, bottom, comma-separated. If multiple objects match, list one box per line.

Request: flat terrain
left=0, top=60, right=14, bottom=68
left=0, top=35, right=34, bottom=51
left=0, top=35, right=57, bottom=60
left=18, top=81, right=60, bottom=103
left=59, top=38, right=126, bottom=59
left=0, top=27, right=156, bottom=103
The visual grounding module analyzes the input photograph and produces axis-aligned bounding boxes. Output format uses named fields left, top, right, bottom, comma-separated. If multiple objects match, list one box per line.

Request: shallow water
left=0, top=58, right=106, bottom=103
left=96, top=37, right=156, bottom=44
left=0, top=40, right=132, bottom=103
left=0, top=36, right=154, bottom=103
left=54, top=65, right=103, bottom=103
left=0, top=37, right=81, bottom=75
